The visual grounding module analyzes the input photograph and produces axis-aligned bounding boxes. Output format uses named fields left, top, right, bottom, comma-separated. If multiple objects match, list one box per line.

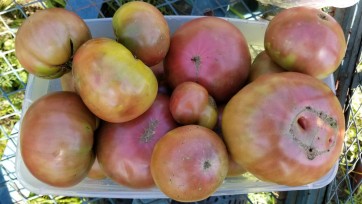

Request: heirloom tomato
left=264, top=6, right=346, bottom=79
left=151, top=125, right=228, bottom=202
left=15, top=8, right=91, bottom=78
left=113, top=1, right=170, bottom=66
left=72, top=38, right=158, bottom=123
left=20, top=91, right=98, bottom=187
left=222, top=72, right=345, bottom=186
left=170, top=82, right=218, bottom=129
left=164, top=16, right=251, bottom=102
left=96, top=94, right=177, bottom=189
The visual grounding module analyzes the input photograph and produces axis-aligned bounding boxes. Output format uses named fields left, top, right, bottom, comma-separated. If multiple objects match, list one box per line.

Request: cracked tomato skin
left=222, top=72, right=345, bottom=186
left=15, top=8, right=91, bottom=79
left=264, top=6, right=346, bottom=79
left=164, top=16, right=251, bottom=103
left=96, top=94, right=177, bottom=189
left=150, top=125, right=228, bottom=202
left=20, top=91, right=98, bottom=187
left=72, top=38, right=158, bottom=123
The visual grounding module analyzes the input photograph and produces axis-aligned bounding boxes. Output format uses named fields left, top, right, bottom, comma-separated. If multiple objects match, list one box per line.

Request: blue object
left=191, top=0, right=231, bottom=16
left=0, top=167, right=12, bottom=204
left=66, top=0, right=104, bottom=19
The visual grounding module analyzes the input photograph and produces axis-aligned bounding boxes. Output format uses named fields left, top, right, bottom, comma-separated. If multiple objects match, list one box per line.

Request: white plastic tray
left=16, top=16, right=338, bottom=198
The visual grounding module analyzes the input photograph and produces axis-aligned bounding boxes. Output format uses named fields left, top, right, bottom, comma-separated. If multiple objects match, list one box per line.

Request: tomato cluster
left=17, top=2, right=346, bottom=202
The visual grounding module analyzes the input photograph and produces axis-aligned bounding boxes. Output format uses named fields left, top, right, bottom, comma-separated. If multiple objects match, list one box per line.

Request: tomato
left=20, top=91, right=98, bottom=187
left=222, top=72, right=345, bottom=186
left=214, top=105, right=247, bottom=177
left=264, top=6, right=346, bottom=79
left=227, top=155, right=247, bottom=177
left=248, top=51, right=285, bottom=82
left=170, top=82, right=218, bottom=129
left=96, top=94, right=177, bottom=189
left=113, top=1, right=170, bottom=66
left=164, top=16, right=251, bottom=103
left=87, top=157, right=107, bottom=180
left=60, top=72, right=76, bottom=92
left=72, top=38, right=158, bottom=123
left=151, top=125, right=228, bottom=202
left=15, top=8, right=91, bottom=79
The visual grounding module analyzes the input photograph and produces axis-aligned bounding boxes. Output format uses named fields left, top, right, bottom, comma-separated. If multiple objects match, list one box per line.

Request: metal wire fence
left=0, top=0, right=361, bottom=203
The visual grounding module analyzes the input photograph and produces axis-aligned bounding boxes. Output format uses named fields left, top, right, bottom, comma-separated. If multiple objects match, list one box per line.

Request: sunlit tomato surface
left=248, top=51, right=285, bottom=82
left=20, top=92, right=98, bottom=187
left=113, top=1, right=170, bottom=66
left=15, top=8, right=91, bottom=79
left=72, top=38, right=158, bottom=123
left=96, top=94, right=177, bottom=189
left=151, top=125, right=228, bottom=202
left=264, top=6, right=346, bottom=79
left=222, top=72, right=345, bottom=186
left=170, top=82, right=218, bottom=129
left=164, top=16, right=251, bottom=102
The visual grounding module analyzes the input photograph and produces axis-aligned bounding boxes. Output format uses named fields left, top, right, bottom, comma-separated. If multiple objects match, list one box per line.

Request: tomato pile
left=16, top=2, right=347, bottom=202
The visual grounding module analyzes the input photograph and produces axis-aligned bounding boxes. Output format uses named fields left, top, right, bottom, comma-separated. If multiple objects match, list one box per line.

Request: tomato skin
left=164, top=16, right=251, bottom=102
left=248, top=51, right=285, bottom=82
left=151, top=125, right=228, bottom=202
left=264, top=7, right=346, bottom=79
left=170, top=82, right=218, bottom=129
left=214, top=105, right=247, bottom=177
left=15, top=8, right=91, bottom=79
left=96, top=94, right=177, bottom=189
left=20, top=91, right=98, bottom=187
left=113, top=1, right=170, bottom=66
left=87, top=157, right=107, bottom=180
left=222, top=72, right=345, bottom=186
left=72, top=38, right=158, bottom=123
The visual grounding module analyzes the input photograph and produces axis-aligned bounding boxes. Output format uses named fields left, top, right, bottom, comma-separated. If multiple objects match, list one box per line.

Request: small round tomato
left=151, top=125, right=228, bottom=202
left=15, top=8, right=91, bottom=79
left=72, top=38, right=158, bottom=123
left=20, top=91, right=98, bottom=187
left=170, top=82, right=218, bottom=129
left=113, top=1, right=170, bottom=66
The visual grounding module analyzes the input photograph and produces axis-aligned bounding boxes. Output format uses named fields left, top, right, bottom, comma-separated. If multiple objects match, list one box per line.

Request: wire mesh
left=0, top=0, right=360, bottom=204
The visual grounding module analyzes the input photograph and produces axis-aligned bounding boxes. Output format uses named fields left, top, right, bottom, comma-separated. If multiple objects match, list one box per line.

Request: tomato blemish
left=203, top=160, right=211, bottom=170
left=140, top=119, right=159, bottom=143
left=191, top=55, right=201, bottom=81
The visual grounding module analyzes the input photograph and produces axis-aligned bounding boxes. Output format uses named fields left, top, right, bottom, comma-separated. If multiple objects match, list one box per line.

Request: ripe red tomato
left=20, top=91, right=98, bottom=187
left=248, top=51, right=285, bottom=82
left=264, top=6, right=346, bottom=79
left=113, top=1, right=170, bottom=66
left=15, top=8, right=91, bottom=79
left=164, top=16, right=251, bottom=102
left=170, top=82, right=218, bottom=129
left=150, top=125, right=228, bottom=202
left=96, top=94, right=177, bottom=189
left=222, top=72, right=345, bottom=186
left=72, top=38, right=158, bottom=123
